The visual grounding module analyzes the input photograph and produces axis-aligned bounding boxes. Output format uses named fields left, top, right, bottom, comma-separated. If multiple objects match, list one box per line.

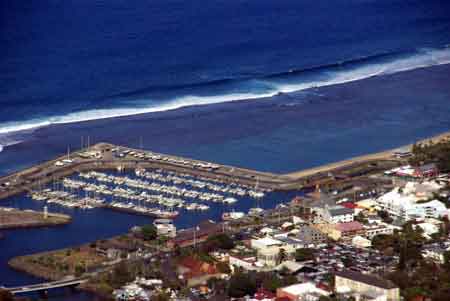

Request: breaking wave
left=0, top=46, right=449, bottom=140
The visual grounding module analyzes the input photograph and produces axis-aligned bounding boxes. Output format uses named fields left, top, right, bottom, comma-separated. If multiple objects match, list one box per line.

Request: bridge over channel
left=2, top=277, right=88, bottom=294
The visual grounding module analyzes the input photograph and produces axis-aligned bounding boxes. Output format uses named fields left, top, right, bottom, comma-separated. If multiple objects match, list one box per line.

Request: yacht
left=222, top=211, right=245, bottom=221
left=223, top=197, right=238, bottom=205
left=248, top=207, right=264, bottom=216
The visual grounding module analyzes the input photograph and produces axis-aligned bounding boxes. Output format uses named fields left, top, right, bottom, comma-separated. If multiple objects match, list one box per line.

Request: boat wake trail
left=0, top=45, right=449, bottom=145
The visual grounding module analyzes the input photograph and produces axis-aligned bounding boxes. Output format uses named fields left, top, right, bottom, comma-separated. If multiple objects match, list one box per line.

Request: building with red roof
left=177, top=256, right=220, bottom=281
left=334, top=221, right=365, bottom=239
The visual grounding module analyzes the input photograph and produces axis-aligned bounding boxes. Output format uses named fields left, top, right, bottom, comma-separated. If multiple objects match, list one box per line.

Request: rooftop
left=328, top=206, right=354, bottom=217
left=335, top=221, right=364, bottom=232
left=335, top=270, right=398, bottom=290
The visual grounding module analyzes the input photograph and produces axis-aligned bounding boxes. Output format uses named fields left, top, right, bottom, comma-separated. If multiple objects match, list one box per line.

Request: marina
left=0, top=138, right=426, bottom=223
left=0, top=143, right=297, bottom=205
left=0, top=134, right=425, bottom=205
left=25, top=164, right=273, bottom=220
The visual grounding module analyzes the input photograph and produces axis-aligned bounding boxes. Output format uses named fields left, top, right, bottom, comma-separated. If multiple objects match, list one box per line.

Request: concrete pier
left=0, top=143, right=302, bottom=201
left=2, top=134, right=436, bottom=201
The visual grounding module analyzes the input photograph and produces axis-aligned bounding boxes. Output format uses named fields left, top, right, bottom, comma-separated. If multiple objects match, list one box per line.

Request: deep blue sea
left=1, top=0, right=450, bottom=298
left=1, top=0, right=450, bottom=147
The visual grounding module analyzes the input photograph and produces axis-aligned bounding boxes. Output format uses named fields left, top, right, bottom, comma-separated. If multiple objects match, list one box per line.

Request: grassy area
left=9, top=244, right=107, bottom=280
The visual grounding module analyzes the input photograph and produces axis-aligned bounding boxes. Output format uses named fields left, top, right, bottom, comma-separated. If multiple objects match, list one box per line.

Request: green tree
left=372, top=234, right=396, bottom=252
left=151, top=291, right=171, bottom=301
left=74, top=263, right=85, bottom=277
left=443, top=250, right=450, bottom=272
left=228, top=271, right=257, bottom=298
left=262, top=274, right=283, bottom=292
left=141, top=224, right=157, bottom=241
left=354, top=212, right=368, bottom=224
left=295, top=248, right=315, bottom=261
left=204, top=233, right=235, bottom=251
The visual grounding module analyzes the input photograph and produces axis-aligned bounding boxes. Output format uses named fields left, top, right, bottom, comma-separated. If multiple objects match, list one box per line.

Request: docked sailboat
left=248, top=177, right=265, bottom=216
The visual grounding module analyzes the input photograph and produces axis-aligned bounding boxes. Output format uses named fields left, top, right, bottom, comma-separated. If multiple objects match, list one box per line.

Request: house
left=167, top=220, right=222, bottom=248
left=352, top=235, right=372, bottom=248
left=313, top=223, right=342, bottom=241
left=251, top=236, right=296, bottom=266
left=356, top=199, right=378, bottom=212
left=251, top=236, right=284, bottom=251
left=364, top=224, right=395, bottom=239
left=376, top=186, right=448, bottom=221
left=258, top=247, right=283, bottom=267
left=95, top=239, right=139, bottom=260
left=153, top=219, right=176, bottom=238
left=414, top=222, right=440, bottom=239
left=229, top=254, right=264, bottom=272
left=334, top=221, right=365, bottom=239
left=177, top=256, right=221, bottom=286
left=317, top=205, right=354, bottom=224
left=276, top=260, right=304, bottom=274
left=276, top=282, right=330, bottom=301
left=335, top=270, right=400, bottom=301
left=421, top=243, right=450, bottom=264
left=295, top=225, right=328, bottom=246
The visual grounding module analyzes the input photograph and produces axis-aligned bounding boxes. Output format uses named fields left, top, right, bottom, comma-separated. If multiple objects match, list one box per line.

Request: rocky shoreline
left=0, top=208, right=71, bottom=230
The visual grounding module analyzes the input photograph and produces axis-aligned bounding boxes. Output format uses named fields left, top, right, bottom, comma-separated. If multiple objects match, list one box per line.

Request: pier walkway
left=1, top=131, right=449, bottom=201
left=2, top=277, right=87, bottom=294
left=0, top=142, right=302, bottom=201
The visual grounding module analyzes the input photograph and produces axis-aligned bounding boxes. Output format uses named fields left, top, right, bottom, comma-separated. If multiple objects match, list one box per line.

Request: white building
left=250, top=236, right=295, bottom=267
left=316, top=205, right=354, bottom=224
left=376, top=186, right=448, bottom=221
left=277, top=282, right=330, bottom=301
left=153, top=219, right=176, bottom=237
left=352, top=236, right=372, bottom=248
left=251, top=236, right=284, bottom=251
left=229, top=255, right=264, bottom=272
left=335, top=270, right=400, bottom=301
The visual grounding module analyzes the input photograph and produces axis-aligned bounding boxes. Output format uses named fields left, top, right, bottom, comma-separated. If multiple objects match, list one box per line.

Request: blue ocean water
left=1, top=0, right=450, bottom=298
left=1, top=0, right=450, bottom=141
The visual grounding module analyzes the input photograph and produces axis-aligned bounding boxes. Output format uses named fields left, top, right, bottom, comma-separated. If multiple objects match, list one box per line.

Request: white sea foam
left=273, top=47, right=450, bottom=93
left=0, top=47, right=449, bottom=137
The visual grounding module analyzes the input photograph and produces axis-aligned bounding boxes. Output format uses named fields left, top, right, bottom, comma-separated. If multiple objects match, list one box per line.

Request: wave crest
left=0, top=46, right=449, bottom=138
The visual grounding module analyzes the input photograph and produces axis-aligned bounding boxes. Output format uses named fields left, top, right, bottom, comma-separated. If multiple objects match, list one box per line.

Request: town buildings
left=375, top=182, right=448, bottom=221
left=315, top=205, right=355, bottom=224
left=167, top=220, right=223, bottom=248
left=335, top=270, right=400, bottom=301
left=276, top=282, right=330, bottom=301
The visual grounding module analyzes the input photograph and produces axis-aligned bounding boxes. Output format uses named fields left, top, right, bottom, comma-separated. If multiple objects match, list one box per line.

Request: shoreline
left=1, top=130, right=449, bottom=202
left=0, top=208, right=71, bottom=230
left=286, top=130, right=450, bottom=179
left=1, top=61, right=450, bottom=143
left=1, top=63, right=450, bottom=178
